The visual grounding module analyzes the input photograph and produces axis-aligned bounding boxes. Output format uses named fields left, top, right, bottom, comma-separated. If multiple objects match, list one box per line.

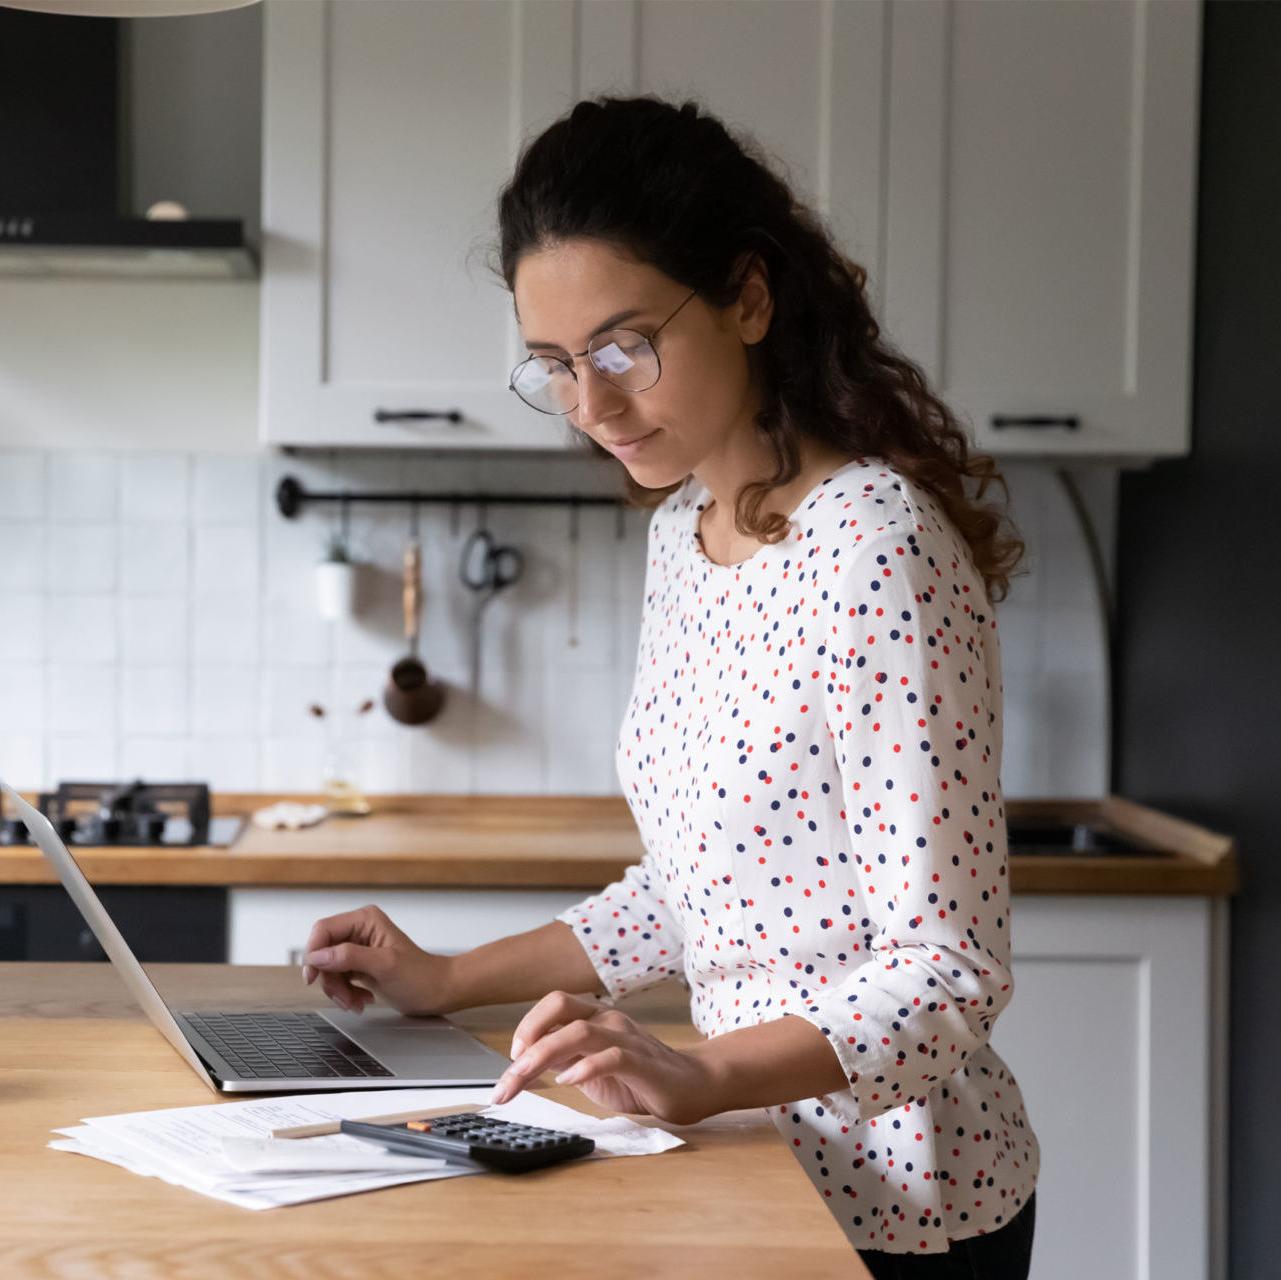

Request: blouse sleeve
left=784, top=506, right=1015, bottom=1124
left=554, top=851, right=685, bottom=1000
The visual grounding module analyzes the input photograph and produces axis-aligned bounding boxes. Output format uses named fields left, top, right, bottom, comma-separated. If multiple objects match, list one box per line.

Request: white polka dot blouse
left=557, top=456, right=1040, bottom=1254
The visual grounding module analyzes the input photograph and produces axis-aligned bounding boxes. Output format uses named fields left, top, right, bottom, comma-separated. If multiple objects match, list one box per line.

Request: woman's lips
left=604, top=429, right=660, bottom=460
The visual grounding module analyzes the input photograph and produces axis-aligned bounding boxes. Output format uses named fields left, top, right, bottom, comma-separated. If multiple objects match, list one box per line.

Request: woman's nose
left=573, top=355, right=626, bottom=429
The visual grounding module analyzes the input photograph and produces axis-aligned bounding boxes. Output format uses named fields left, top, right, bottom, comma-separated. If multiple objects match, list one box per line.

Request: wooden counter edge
left=0, top=849, right=1240, bottom=894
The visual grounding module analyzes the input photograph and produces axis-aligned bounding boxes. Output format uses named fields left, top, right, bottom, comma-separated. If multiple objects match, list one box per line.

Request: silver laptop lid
left=0, top=778, right=219, bottom=1092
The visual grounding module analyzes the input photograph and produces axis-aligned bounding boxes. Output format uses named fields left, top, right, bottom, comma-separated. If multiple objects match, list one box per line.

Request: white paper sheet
left=49, top=1088, right=685, bottom=1210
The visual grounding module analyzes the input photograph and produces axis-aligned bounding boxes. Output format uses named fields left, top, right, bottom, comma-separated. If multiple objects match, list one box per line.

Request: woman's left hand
left=490, top=990, right=721, bottom=1126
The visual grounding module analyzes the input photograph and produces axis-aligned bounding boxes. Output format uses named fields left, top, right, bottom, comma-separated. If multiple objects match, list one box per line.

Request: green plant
left=322, top=532, right=351, bottom=564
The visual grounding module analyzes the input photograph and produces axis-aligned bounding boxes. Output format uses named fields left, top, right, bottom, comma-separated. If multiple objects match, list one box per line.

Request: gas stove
left=0, top=780, right=244, bottom=848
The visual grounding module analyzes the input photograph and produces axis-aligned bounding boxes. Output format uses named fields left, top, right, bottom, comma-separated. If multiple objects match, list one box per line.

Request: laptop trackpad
left=322, top=1008, right=509, bottom=1077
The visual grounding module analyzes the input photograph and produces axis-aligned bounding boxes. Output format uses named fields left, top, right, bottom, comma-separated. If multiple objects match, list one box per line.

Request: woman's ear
left=733, top=252, right=773, bottom=345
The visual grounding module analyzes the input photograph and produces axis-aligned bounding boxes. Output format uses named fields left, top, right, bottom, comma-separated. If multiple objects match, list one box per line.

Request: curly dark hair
left=490, top=95, right=1024, bottom=601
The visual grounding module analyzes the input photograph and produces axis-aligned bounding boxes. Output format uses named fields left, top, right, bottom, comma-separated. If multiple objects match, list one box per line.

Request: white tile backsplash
left=193, top=525, right=259, bottom=598
left=120, top=453, right=189, bottom=524
left=0, top=450, right=1112, bottom=798
left=192, top=665, right=260, bottom=736
left=49, top=453, right=118, bottom=523
left=47, top=735, right=117, bottom=781
left=120, top=596, right=187, bottom=664
left=0, top=450, right=47, bottom=520
left=194, top=454, right=261, bottom=525
left=49, top=667, right=115, bottom=736
left=120, top=735, right=191, bottom=780
left=0, top=735, right=44, bottom=788
left=192, top=596, right=260, bottom=664
left=120, top=666, right=189, bottom=736
left=1, top=595, right=45, bottom=661
left=0, top=663, right=46, bottom=733
left=0, top=526, right=46, bottom=591
left=120, top=523, right=188, bottom=594
left=45, top=595, right=117, bottom=664
left=49, top=523, right=117, bottom=593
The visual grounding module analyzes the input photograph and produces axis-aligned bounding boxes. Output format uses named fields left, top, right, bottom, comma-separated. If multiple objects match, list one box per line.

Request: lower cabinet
left=228, top=887, right=588, bottom=966
left=0, top=886, right=227, bottom=962
left=229, top=888, right=1227, bottom=1280
left=997, top=896, right=1228, bottom=1280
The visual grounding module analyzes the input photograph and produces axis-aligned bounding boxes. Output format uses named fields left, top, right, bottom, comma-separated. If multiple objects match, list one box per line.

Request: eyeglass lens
left=510, top=330, right=660, bottom=415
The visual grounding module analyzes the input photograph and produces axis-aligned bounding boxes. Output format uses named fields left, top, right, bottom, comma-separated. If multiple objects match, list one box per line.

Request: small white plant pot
left=315, top=560, right=358, bottom=621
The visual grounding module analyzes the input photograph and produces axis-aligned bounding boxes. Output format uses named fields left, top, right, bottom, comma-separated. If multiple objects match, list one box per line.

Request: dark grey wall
left=1114, top=3, right=1281, bottom=1275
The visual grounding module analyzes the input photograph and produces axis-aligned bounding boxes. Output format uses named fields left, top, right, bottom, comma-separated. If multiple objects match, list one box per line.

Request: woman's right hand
left=301, top=905, right=455, bottom=1016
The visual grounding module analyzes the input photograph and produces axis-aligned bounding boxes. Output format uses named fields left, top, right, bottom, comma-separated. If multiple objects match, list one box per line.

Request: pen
left=271, top=1101, right=485, bottom=1140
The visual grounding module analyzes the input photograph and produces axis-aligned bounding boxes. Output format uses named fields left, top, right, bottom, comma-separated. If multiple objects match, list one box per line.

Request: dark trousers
left=857, top=1192, right=1036, bottom=1280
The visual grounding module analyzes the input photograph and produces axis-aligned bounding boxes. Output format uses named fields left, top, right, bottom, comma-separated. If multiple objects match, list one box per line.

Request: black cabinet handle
left=990, top=414, right=1080, bottom=430
left=373, top=409, right=465, bottom=424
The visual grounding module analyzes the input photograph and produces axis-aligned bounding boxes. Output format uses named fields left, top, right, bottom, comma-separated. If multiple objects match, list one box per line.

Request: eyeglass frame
left=507, top=287, right=700, bottom=416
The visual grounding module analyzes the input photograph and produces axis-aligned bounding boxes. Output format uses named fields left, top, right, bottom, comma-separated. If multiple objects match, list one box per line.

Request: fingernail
left=333, top=995, right=350, bottom=1011
left=554, top=1067, right=578, bottom=1084
left=302, top=965, right=314, bottom=984
left=306, top=949, right=332, bottom=966
left=513, top=1054, right=533, bottom=1073
left=490, top=1079, right=509, bottom=1104
left=510, top=1037, right=525, bottom=1059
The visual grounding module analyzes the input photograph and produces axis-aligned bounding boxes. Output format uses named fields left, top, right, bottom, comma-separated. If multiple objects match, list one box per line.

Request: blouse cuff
left=782, top=1008, right=865, bottom=1124
left=554, top=892, right=682, bottom=1001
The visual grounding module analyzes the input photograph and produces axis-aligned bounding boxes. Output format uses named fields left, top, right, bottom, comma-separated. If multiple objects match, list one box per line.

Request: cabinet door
left=228, top=887, right=587, bottom=964
left=576, top=0, right=887, bottom=317
left=998, top=896, right=1221, bottom=1280
left=882, top=0, right=1200, bottom=459
left=261, top=0, right=578, bottom=449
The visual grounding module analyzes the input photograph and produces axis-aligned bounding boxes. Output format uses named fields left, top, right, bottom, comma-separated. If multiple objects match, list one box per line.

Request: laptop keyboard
left=181, top=1011, right=395, bottom=1079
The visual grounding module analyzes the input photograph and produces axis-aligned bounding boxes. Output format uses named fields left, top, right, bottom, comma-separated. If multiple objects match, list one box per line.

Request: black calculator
left=340, top=1111, right=596, bottom=1174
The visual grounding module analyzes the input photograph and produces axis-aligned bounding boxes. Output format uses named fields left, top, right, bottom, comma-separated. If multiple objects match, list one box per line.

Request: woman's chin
left=623, top=458, right=684, bottom=489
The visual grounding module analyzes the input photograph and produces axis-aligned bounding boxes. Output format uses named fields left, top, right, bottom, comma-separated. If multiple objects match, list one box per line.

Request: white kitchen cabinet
left=580, top=0, right=1199, bottom=460
left=880, top=0, right=1201, bottom=460
left=228, top=886, right=587, bottom=964
left=997, top=896, right=1228, bottom=1280
left=260, top=0, right=580, bottom=449
left=262, top=0, right=1200, bottom=460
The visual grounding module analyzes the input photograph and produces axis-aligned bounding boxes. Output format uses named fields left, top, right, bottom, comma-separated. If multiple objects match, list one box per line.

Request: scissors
left=459, top=527, right=525, bottom=698
left=460, top=528, right=524, bottom=596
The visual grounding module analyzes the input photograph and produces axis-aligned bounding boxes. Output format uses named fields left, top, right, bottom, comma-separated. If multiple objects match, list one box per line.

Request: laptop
left=0, top=779, right=511, bottom=1093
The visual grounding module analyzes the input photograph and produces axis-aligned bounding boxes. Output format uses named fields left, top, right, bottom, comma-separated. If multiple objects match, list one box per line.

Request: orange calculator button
left=406, top=1120, right=433, bottom=1132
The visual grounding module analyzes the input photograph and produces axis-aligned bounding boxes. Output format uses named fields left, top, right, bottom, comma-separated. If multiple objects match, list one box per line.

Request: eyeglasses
left=508, top=288, right=699, bottom=416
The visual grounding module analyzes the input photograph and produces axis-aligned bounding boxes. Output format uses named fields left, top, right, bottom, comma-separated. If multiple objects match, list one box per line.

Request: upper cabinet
left=261, top=0, right=1200, bottom=459
left=878, top=0, right=1201, bottom=459
left=260, top=0, right=579, bottom=449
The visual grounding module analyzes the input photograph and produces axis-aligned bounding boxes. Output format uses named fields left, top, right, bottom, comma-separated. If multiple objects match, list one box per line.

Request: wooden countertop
left=0, top=793, right=1238, bottom=896
left=0, top=963, right=863, bottom=1278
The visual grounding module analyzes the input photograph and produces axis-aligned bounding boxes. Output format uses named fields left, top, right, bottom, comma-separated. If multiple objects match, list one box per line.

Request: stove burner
left=1, top=780, right=240, bottom=848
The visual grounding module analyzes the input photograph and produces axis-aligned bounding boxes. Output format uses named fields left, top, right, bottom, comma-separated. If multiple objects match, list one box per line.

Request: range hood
left=0, top=7, right=257, bottom=280
left=0, top=214, right=255, bottom=279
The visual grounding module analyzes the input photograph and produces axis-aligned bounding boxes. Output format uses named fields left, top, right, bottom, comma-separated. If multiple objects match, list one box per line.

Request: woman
left=302, top=96, right=1040, bottom=1277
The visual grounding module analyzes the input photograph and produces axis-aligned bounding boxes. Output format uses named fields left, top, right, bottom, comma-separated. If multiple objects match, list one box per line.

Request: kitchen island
left=0, top=963, right=864, bottom=1279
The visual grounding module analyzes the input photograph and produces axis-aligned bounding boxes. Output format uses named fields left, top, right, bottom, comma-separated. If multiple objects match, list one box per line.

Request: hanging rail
left=274, top=475, right=628, bottom=520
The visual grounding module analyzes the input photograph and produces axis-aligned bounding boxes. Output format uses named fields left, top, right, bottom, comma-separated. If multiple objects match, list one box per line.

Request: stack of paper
left=49, top=1088, right=684, bottom=1210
